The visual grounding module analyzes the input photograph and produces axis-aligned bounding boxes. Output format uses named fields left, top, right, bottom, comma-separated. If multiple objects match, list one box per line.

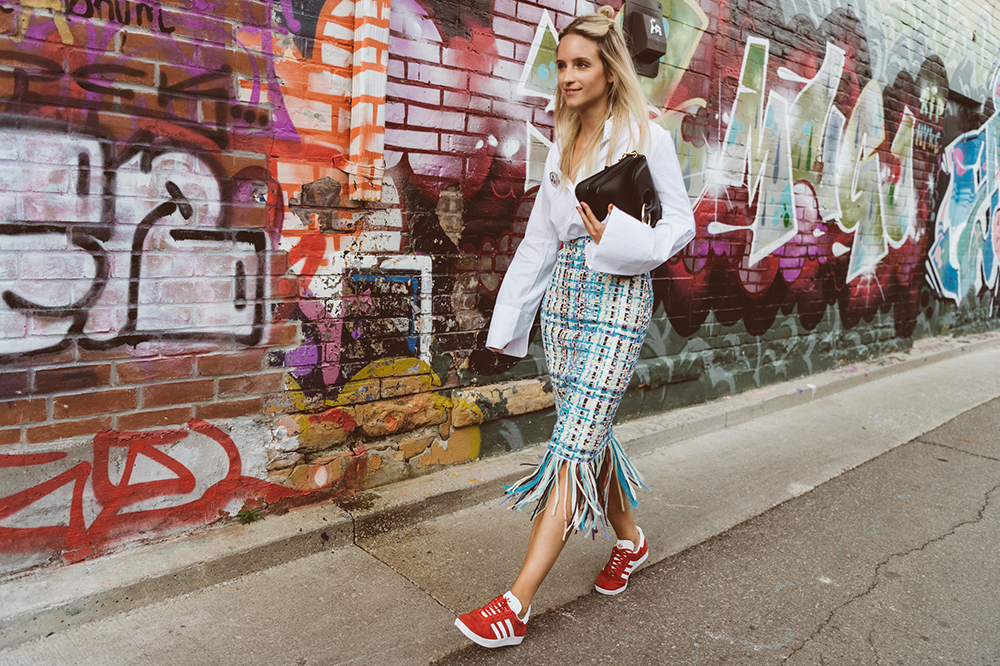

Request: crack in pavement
left=342, top=508, right=458, bottom=618
left=354, top=539, right=456, bottom=616
left=922, top=438, right=1000, bottom=462
left=783, top=467, right=1000, bottom=663
left=867, top=628, right=884, bottom=666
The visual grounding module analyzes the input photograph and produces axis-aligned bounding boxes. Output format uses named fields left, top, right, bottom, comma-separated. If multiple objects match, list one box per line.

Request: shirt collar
left=601, top=116, right=615, bottom=140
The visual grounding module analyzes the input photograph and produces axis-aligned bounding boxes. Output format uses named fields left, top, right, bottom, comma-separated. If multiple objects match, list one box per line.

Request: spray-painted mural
left=0, top=419, right=302, bottom=569
left=0, top=0, right=394, bottom=572
left=1, top=0, right=999, bottom=573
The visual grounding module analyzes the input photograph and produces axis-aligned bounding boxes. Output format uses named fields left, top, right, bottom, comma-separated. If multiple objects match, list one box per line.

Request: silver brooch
left=548, top=171, right=559, bottom=187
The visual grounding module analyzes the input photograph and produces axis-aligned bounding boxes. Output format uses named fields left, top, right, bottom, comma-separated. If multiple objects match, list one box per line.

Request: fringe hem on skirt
left=502, top=436, right=648, bottom=539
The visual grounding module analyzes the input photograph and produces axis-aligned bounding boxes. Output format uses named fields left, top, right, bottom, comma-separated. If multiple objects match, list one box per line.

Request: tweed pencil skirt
left=504, top=236, right=653, bottom=538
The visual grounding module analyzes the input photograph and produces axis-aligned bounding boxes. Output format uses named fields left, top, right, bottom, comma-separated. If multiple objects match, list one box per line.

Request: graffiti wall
left=1, top=0, right=999, bottom=574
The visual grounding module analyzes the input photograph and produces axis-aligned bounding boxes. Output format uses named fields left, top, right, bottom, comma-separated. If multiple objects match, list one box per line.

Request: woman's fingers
left=577, top=202, right=606, bottom=244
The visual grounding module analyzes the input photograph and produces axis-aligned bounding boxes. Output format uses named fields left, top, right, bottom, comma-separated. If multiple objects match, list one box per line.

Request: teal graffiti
left=926, top=107, right=1000, bottom=304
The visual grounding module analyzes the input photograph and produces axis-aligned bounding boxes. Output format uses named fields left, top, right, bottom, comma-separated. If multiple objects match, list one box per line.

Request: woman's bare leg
left=599, top=461, right=640, bottom=545
left=509, top=464, right=572, bottom=615
left=507, top=460, right=641, bottom=615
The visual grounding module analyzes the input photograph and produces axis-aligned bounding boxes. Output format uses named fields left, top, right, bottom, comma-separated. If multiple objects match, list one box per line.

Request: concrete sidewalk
left=1, top=333, right=1000, bottom=665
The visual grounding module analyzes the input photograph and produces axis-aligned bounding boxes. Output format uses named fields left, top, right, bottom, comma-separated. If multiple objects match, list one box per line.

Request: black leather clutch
left=575, top=152, right=661, bottom=227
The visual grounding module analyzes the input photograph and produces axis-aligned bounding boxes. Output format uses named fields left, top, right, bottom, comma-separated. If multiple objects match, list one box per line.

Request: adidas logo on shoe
left=595, top=526, right=649, bottom=595
left=455, top=591, right=530, bottom=648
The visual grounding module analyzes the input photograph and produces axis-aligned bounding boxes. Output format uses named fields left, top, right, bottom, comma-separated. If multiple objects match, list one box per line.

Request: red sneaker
left=595, top=526, right=649, bottom=595
left=454, top=591, right=530, bottom=648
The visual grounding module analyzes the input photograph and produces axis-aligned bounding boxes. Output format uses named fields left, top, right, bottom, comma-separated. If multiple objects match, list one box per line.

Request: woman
left=454, top=6, right=696, bottom=647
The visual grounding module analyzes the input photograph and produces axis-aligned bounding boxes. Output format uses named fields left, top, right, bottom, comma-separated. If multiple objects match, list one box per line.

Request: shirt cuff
left=485, top=304, right=531, bottom=358
left=584, top=207, right=656, bottom=275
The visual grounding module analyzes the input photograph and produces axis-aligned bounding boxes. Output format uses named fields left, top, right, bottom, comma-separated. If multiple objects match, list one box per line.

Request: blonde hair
left=555, top=5, right=650, bottom=182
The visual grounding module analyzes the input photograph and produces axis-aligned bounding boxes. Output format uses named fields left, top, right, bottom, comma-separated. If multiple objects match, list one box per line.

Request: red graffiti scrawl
left=0, top=419, right=305, bottom=563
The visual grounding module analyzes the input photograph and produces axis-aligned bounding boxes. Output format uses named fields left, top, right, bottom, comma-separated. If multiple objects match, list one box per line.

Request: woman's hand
left=578, top=202, right=611, bottom=244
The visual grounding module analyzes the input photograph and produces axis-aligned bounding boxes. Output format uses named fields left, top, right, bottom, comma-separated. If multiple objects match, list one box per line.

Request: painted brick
left=320, top=41, right=354, bottom=68
left=495, top=40, right=515, bottom=60
left=141, top=380, right=216, bottom=408
left=19, top=253, right=90, bottom=282
left=332, top=378, right=381, bottom=406
left=398, top=429, right=436, bottom=460
left=549, top=2, right=578, bottom=26
left=491, top=99, right=533, bottom=122
left=218, top=372, right=285, bottom=397
left=0, top=254, right=17, bottom=280
left=466, top=114, right=499, bottom=135
left=407, top=62, right=469, bottom=90
left=416, top=425, right=480, bottom=468
left=117, top=407, right=192, bottom=431
left=354, top=392, right=449, bottom=437
left=442, top=91, right=471, bottom=110
left=0, top=8, right=15, bottom=35
left=263, top=391, right=317, bottom=416
left=494, top=0, right=516, bottom=17
left=468, top=73, right=514, bottom=99
left=492, top=58, right=525, bottom=81
left=196, top=398, right=262, bottom=420
left=34, top=365, right=112, bottom=395
left=265, top=322, right=301, bottom=346
left=441, top=46, right=493, bottom=72
left=294, top=407, right=356, bottom=452
left=283, top=95, right=334, bottom=133
left=0, top=372, right=29, bottom=400
left=222, top=0, right=269, bottom=26
left=0, top=399, right=46, bottom=427
left=117, top=32, right=197, bottom=62
left=385, top=82, right=441, bottom=106
left=54, top=390, right=137, bottom=419
left=515, top=2, right=545, bottom=23
left=407, top=105, right=466, bottom=131
left=381, top=374, right=435, bottom=397
left=388, top=38, right=440, bottom=64
left=385, top=101, right=405, bottom=124
left=156, top=10, right=229, bottom=45
left=117, top=357, right=196, bottom=384
left=491, top=17, right=536, bottom=44
left=26, top=417, right=113, bottom=444
left=533, top=108, right=554, bottom=127
left=384, top=128, right=439, bottom=151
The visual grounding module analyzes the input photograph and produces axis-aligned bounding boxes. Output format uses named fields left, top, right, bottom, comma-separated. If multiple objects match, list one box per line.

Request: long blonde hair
left=555, top=5, right=650, bottom=182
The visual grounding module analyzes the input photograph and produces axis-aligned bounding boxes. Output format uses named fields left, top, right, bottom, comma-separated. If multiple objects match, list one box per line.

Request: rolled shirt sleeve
left=585, top=129, right=696, bottom=276
left=486, top=152, right=562, bottom=357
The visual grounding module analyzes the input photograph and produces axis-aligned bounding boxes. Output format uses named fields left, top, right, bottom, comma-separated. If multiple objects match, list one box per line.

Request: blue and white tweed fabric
left=504, top=236, right=653, bottom=538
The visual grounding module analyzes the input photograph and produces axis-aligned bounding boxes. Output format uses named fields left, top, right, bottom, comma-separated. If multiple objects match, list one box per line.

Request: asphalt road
left=434, top=396, right=1000, bottom=666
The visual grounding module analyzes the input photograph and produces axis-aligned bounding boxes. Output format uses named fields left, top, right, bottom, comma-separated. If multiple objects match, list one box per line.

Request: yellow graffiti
left=11, top=0, right=74, bottom=45
left=416, top=425, right=480, bottom=468
left=329, top=356, right=440, bottom=407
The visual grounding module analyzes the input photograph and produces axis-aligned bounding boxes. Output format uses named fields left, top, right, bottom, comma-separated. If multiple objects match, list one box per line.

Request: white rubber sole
left=594, top=549, right=649, bottom=595
left=454, top=617, right=525, bottom=648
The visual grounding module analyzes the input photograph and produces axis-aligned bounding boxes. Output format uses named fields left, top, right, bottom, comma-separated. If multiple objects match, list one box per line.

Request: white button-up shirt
left=485, top=117, right=696, bottom=358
